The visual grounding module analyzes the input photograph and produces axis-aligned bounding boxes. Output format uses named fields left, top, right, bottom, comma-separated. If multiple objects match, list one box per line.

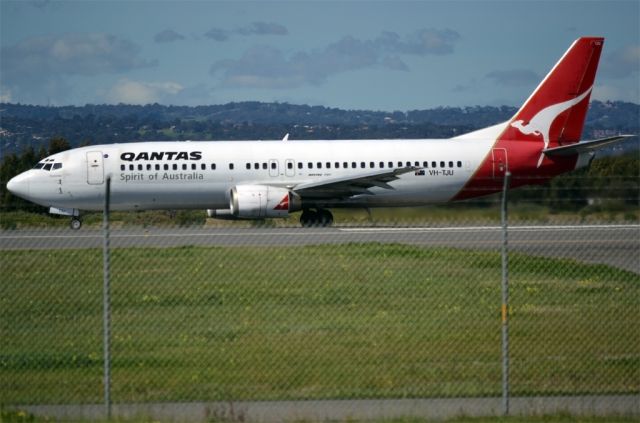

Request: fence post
left=103, top=177, right=112, bottom=420
left=501, top=171, right=511, bottom=416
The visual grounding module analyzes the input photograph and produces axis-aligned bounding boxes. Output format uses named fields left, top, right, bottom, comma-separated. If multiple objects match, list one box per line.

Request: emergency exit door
left=492, top=148, right=508, bottom=180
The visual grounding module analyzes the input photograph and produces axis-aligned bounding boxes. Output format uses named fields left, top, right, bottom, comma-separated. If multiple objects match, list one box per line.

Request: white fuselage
left=9, top=137, right=494, bottom=212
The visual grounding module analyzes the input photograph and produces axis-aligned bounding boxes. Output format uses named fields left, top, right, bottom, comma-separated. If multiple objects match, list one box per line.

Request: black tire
left=70, top=218, right=82, bottom=230
left=318, top=209, right=334, bottom=227
left=300, top=210, right=317, bottom=227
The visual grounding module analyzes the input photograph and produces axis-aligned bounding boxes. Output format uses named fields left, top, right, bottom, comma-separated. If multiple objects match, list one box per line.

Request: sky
left=1, top=0, right=639, bottom=111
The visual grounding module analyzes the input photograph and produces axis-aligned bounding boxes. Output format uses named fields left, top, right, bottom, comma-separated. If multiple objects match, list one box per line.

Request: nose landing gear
left=70, top=217, right=82, bottom=230
left=300, top=209, right=334, bottom=227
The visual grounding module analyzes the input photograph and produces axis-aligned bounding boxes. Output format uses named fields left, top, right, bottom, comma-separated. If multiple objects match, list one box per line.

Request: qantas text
left=120, top=151, right=202, bottom=161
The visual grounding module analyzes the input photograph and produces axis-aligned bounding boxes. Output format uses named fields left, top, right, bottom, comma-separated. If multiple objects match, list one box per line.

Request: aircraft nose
left=7, top=173, right=30, bottom=200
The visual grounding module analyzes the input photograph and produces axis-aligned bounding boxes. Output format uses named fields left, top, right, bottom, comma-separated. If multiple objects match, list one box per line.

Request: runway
left=1, top=224, right=638, bottom=273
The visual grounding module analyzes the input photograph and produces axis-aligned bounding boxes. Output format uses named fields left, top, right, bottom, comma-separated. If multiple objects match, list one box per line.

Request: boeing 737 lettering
left=6, top=37, right=634, bottom=229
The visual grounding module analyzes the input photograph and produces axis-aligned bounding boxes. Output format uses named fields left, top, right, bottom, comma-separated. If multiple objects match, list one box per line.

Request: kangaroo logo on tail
left=510, top=86, right=593, bottom=167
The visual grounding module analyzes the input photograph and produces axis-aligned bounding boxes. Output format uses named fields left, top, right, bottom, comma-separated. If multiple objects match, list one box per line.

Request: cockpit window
left=53, top=163, right=62, bottom=170
left=43, top=163, right=53, bottom=171
left=34, top=163, right=45, bottom=169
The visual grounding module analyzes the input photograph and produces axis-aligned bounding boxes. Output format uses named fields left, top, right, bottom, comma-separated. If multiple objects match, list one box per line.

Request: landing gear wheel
left=300, top=210, right=316, bottom=227
left=300, top=209, right=334, bottom=227
left=318, top=209, right=334, bottom=227
left=70, top=218, right=82, bottom=230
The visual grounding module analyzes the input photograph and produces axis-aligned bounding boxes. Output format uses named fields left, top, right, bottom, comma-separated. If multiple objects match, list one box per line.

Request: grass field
left=1, top=200, right=638, bottom=230
left=2, top=408, right=639, bottom=423
left=1, top=243, right=639, bottom=405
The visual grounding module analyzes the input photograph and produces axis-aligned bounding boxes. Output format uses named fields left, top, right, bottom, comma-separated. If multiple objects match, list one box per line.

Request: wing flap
left=293, top=166, right=417, bottom=199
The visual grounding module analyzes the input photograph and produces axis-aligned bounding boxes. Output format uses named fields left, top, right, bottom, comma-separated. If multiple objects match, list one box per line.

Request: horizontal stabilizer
left=542, top=135, right=636, bottom=157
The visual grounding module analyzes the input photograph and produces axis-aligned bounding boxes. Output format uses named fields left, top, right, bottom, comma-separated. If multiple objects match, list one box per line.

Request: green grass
left=1, top=201, right=638, bottom=230
left=2, top=408, right=639, bottom=423
left=1, top=244, right=639, bottom=405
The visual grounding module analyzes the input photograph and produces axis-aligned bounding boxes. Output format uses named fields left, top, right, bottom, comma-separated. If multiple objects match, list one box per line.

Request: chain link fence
left=1, top=187, right=639, bottom=414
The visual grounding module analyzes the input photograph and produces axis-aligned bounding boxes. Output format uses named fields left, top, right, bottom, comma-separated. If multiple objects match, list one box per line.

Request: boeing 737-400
left=6, top=37, right=633, bottom=229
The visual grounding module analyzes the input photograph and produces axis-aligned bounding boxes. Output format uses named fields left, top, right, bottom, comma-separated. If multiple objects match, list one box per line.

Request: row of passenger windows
left=120, top=160, right=463, bottom=172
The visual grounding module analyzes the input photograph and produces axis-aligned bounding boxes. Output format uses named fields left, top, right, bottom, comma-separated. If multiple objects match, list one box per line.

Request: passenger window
left=262, top=163, right=267, bottom=170
left=317, top=162, right=322, bottom=169
left=246, top=163, right=251, bottom=170
left=287, top=162, right=293, bottom=169
left=120, top=165, right=125, bottom=171
left=343, top=162, right=348, bottom=168
left=369, top=162, right=375, bottom=168
left=406, top=161, right=411, bottom=167
left=449, top=161, right=454, bottom=168
left=147, top=164, right=152, bottom=171
left=298, top=162, right=303, bottom=169
left=423, top=161, right=428, bottom=167
left=388, top=162, right=393, bottom=168
left=457, top=161, right=462, bottom=168
left=181, top=164, right=186, bottom=170
left=138, top=164, right=143, bottom=171
left=271, top=162, right=276, bottom=170
left=211, top=163, right=216, bottom=170
left=156, top=164, right=161, bottom=171
left=201, top=164, right=206, bottom=170
left=398, top=161, right=403, bottom=167
left=192, top=163, right=197, bottom=170
left=164, top=164, right=169, bottom=171
left=254, top=163, right=259, bottom=170
left=229, top=163, right=234, bottom=170
left=351, top=162, right=356, bottom=168
left=360, top=162, right=365, bottom=168
left=432, top=161, right=437, bottom=168
left=440, top=161, right=445, bottom=168
left=308, top=162, right=313, bottom=169
left=335, top=162, right=340, bottom=168
left=129, top=164, right=135, bottom=171
left=379, top=162, right=384, bottom=168
left=172, top=164, right=177, bottom=170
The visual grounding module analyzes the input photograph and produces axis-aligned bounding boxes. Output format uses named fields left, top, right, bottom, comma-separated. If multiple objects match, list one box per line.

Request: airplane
left=6, top=37, right=634, bottom=229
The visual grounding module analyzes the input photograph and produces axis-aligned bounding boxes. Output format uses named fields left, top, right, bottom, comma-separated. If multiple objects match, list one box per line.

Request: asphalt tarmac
left=1, top=224, right=638, bottom=273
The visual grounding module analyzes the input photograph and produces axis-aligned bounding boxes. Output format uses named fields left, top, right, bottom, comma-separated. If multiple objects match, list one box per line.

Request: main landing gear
left=300, top=209, right=334, bottom=227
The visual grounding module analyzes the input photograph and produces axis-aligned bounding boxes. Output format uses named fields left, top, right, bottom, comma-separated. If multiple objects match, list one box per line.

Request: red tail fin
left=501, top=37, right=603, bottom=166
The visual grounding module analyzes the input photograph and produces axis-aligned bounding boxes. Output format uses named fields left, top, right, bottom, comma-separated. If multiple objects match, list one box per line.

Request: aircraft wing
left=543, top=135, right=635, bottom=157
left=292, top=166, right=418, bottom=199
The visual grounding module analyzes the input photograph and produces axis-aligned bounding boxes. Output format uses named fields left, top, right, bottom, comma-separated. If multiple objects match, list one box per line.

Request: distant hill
left=1, top=100, right=638, bottom=158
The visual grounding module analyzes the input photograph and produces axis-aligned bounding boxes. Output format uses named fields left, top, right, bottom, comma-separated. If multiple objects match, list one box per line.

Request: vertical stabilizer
left=501, top=37, right=604, bottom=166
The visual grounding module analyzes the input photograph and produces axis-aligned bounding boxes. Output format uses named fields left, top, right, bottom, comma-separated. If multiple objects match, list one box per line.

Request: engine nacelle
left=230, top=185, right=301, bottom=219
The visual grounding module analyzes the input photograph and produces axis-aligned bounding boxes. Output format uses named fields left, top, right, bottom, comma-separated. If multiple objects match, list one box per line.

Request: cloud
left=601, top=44, right=640, bottom=79
left=1, top=33, right=156, bottom=104
left=0, top=87, right=12, bottom=103
left=205, top=21, right=288, bottom=42
left=210, top=28, right=460, bottom=88
left=204, top=28, right=229, bottom=42
left=486, top=69, right=540, bottom=86
left=154, top=29, right=185, bottom=43
left=237, top=21, right=288, bottom=36
left=592, top=82, right=640, bottom=103
left=105, top=79, right=184, bottom=105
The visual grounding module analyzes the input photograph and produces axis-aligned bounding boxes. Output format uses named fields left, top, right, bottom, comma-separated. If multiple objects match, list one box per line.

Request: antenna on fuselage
left=282, top=133, right=289, bottom=142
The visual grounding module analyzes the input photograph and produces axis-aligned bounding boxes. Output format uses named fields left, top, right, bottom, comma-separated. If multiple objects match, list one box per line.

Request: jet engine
left=229, top=185, right=301, bottom=219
